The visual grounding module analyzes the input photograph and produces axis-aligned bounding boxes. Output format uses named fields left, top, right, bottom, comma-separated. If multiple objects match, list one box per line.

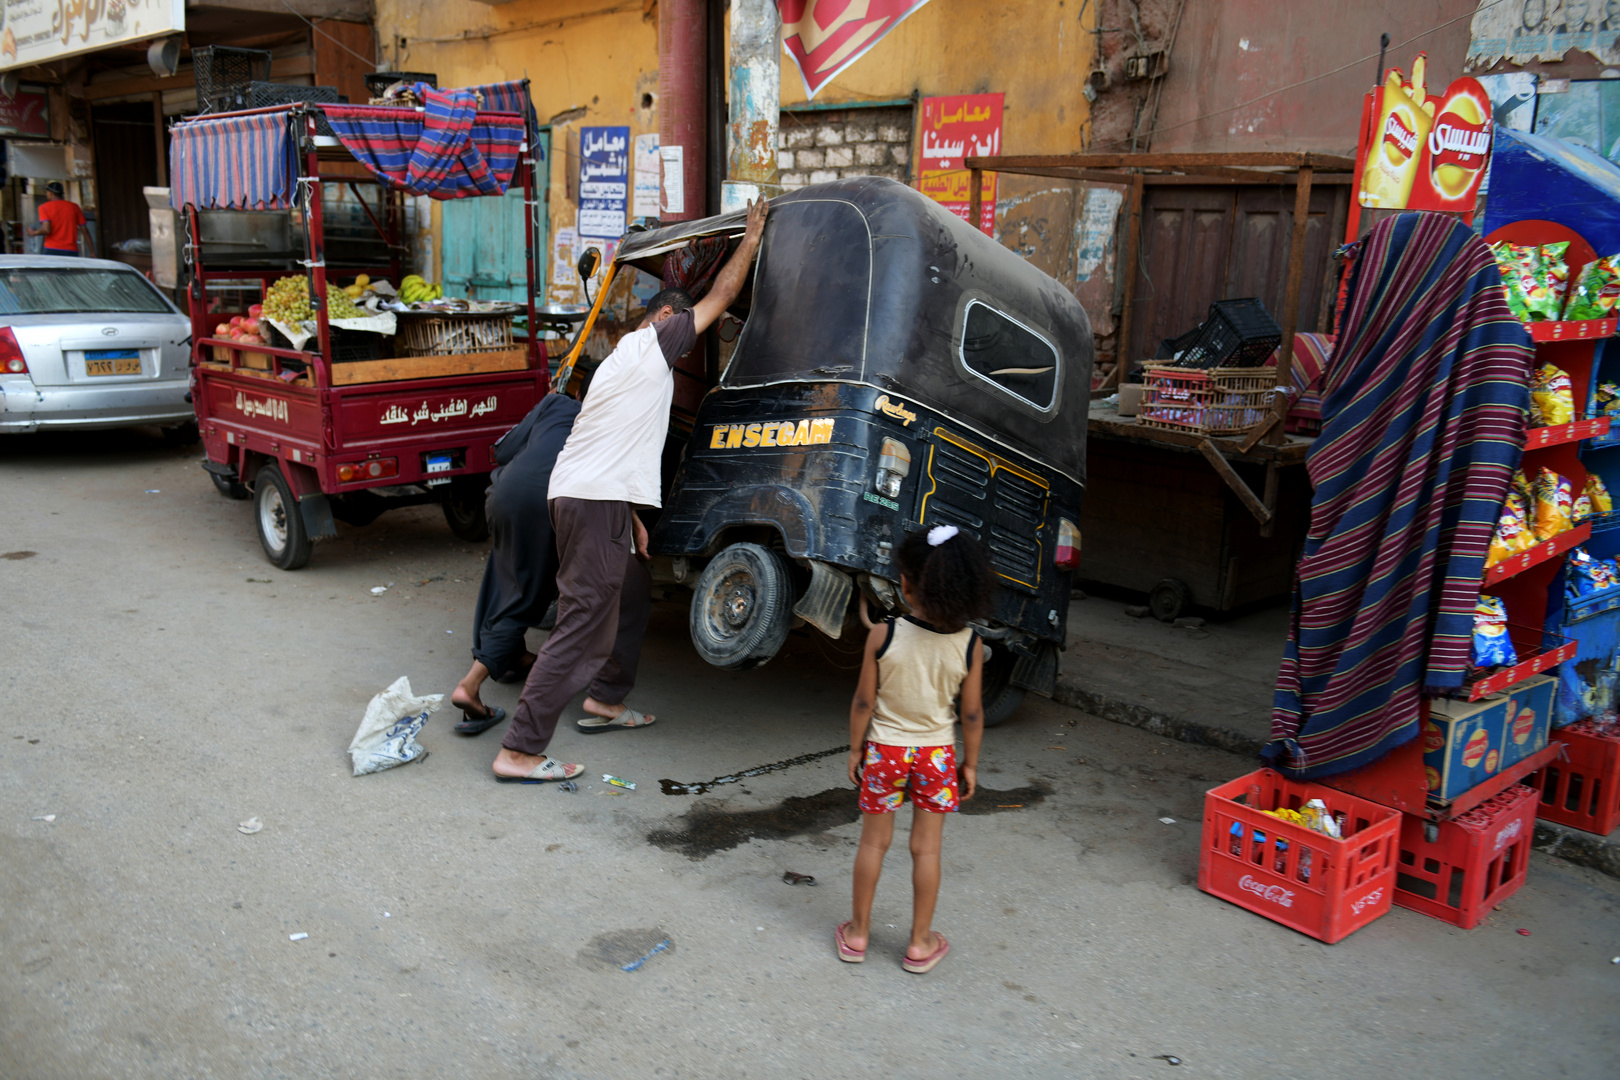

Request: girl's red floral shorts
left=858, top=742, right=958, bottom=814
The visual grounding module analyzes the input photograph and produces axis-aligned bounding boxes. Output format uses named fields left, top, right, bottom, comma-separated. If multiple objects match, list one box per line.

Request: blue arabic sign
left=578, top=125, right=630, bottom=240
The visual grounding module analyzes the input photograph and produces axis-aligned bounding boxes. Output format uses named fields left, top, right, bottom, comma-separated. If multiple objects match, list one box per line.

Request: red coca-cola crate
left=1198, top=769, right=1400, bottom=943
left=1394, top=784, right=1538, bottom=929
left=1525, top=721, right=1620, bottom=836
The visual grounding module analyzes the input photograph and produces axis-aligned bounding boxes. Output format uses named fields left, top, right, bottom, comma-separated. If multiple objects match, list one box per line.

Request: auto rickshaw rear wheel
left=689, top=542, right=795, bottom=669
left=442, top=474, right=491, bottom=542
left=979, top=642, right=1026, bottom=728
left=254, top=462, right=312, bottom=570
left=1149, top=578, right=1190, bottom=623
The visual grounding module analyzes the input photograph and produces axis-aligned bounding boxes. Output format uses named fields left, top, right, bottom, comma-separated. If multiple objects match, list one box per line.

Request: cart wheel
left=689, top=542, right=794, bottom=670
left=1149, top=578, right=1190, bottom=623
left=442, top=474, right=490, bottom=542
left=210, top=471, right=251, bottom=500
left=254, top=463, right=312, bottom=570
left=979, top=642, right=1026, bottom=729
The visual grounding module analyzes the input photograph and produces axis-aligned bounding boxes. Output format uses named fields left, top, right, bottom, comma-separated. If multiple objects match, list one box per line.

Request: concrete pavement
left=2, top=429, right=1618, bottom=1080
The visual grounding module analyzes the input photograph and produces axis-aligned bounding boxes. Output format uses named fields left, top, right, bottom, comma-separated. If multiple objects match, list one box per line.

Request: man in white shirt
left=494, top=197, right=769, bottom=783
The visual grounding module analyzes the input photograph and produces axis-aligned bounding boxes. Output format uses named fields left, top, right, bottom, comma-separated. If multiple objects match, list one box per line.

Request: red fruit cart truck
left=170, top=80, right=545, bottom=568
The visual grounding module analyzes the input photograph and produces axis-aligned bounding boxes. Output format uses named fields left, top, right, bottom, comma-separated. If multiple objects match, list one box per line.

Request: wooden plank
left=966, top=152, right=1357, bottom=172
left=969, top=168, right=983, bottom=232
left=1113, top=173, right=1146, bottom=385
left=1087, top=411, right=1312, bottom=466
left=1198, top=438, right=1274, bottom=525
left=1268, top=165, right=1314, bottom=446
left=328, top=349, right=530, bottom=387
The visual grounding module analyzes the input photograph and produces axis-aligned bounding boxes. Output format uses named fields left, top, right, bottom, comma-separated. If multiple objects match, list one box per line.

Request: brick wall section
left=777, top=106, right=913, bottom=189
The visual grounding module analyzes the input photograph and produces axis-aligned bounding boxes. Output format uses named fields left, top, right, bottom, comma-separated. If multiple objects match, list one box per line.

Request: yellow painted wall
left=374, top=0, right=1101, bottom=325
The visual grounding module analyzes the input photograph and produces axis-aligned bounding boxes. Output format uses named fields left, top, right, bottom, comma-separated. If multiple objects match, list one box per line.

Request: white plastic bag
left=349, top=677, right=442, bottom=776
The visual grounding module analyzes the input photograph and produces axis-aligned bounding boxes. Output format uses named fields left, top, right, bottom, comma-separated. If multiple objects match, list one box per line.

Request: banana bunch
left=400, top=274, right=443, bottom=303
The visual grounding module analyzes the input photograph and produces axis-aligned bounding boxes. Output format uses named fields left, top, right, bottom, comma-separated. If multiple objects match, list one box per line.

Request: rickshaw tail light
left=338, top=457, right=398, bottom=483
left=0, top=328, right=27, bottom=375
left=1055, top=517, right=1081, bottom=571
left=875, top=437, right=911, bottom=499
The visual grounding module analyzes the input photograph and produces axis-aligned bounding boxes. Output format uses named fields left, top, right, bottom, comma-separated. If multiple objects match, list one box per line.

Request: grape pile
left=261, top=274, right=367, bottom=322
left=262, top=275, right=314, bottom=323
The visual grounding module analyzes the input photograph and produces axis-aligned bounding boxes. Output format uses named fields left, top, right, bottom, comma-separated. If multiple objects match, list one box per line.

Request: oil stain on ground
left=647, top=783, right=1051, bottom=858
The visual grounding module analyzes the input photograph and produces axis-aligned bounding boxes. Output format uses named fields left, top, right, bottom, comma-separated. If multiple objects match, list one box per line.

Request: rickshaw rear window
left=723, top=199, right=870, bottom=384
left=958, top=300, right=1059, bottom=411
left=0, top=268, right=172, bottom=316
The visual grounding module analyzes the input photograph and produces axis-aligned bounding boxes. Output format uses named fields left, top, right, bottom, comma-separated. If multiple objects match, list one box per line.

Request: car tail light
left=338, top=457, right=398, bottom=483
left=874, top=437, right=911, bottom=499
left=0, top=328, right=28, bottom=375
left=1055, top=517, right=1081, bottom=570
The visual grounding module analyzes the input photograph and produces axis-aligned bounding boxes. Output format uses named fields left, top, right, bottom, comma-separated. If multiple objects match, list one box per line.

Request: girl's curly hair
left=894, top=529, right=995, bottom=632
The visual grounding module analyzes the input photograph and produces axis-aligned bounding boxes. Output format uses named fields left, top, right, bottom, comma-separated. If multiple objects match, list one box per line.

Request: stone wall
left=775, top=105, right=914, bottom=190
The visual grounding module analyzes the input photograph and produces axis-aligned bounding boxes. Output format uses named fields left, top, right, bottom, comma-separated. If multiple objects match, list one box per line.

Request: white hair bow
left=927, top=524, right=959, bottom=547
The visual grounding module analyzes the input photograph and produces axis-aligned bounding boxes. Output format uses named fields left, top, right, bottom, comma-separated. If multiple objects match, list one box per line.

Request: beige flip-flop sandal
left=576, top=705, right=656, bottom=733
left=493, top=758, right=584, bottom=784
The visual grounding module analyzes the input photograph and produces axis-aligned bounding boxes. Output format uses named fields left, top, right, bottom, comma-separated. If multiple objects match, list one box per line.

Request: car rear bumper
left=0, top=378, right=193, bottom=433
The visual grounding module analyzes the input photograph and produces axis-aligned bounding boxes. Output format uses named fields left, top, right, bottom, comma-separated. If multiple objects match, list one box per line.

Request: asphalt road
left=3, top=429, right=1617, bottom=1080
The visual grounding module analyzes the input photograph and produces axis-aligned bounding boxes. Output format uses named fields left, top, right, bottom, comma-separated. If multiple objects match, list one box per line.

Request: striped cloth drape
left=1264, top=212, right=1533, bottom=779
left=169, top=112, right=297, bottom=210
left=324, top=89, right=525, bottom=199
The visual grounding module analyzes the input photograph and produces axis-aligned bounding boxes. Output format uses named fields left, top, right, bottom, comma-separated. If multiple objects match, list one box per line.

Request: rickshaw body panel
left=632, top=177, right=1092, bottom=647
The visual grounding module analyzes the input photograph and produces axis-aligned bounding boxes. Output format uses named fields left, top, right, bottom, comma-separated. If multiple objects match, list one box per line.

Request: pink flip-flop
left=901, top=932, right=949, bottom=974
left=835, top=921, right=866, bottom=963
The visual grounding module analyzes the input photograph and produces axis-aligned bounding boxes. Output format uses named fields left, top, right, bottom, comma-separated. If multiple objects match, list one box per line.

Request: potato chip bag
left=1563, top=255, right=1620, bottom=321
left=1491, top=241, right=1541, bottom=321
left=1487, top=491, right=1532, bottom=567
left=1593, top=382, right=1620, bottom=420
left=1586, top=473, right=1613, bottom=513
left=1538, top=242, right=1572, bottom=319
left=1511, top=468, right=1533, bottom=503
left=1533, top=468, right=1574, bottom=540
left=1574, top=493, right=1593, bottom=524
left=1531, top=362, right=1575, bottom=427
left=1472, top=595, right=1517, bottom=668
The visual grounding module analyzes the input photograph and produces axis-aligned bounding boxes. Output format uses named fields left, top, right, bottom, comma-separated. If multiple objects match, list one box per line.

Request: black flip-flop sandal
left=454, top=704, right=506, bottom=736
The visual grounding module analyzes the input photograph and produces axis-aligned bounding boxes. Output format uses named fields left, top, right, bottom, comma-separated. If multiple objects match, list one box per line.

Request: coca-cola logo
left=1238, top=874, right=1295, bottom=908
left=1382, top=111, right=1419, bottom=159
left=1428, top=115, right=1491, bottom=169
left=1350, top=886, right=1385, bottom=916
left=1493, top=818, right=1523, bottom=852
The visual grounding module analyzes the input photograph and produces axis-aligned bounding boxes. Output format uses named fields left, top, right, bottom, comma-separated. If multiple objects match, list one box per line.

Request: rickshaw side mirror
left=576, top=247, right=600, bottom=282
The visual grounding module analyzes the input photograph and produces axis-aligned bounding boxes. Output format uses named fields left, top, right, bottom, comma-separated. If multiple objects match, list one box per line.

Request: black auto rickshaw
left=555, top=177, right=1092, bottom=724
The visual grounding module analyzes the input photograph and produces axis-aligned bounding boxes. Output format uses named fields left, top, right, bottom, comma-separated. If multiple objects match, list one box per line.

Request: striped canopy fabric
left=324, top=87, right=525, bottom=199
left=169, top=112, right=297, bottom=210
left=1265, top=212, right=1533, bottom=779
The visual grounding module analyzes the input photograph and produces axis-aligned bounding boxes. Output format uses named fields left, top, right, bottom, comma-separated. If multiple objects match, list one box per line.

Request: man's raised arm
left=690, top=197, right=769, bottom=335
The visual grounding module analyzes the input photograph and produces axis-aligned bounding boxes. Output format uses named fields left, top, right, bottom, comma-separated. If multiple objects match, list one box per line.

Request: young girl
left=837, top=523, right=995, bottom=973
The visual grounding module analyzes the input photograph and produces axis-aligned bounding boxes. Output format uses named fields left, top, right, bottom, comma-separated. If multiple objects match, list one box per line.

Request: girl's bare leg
left=846, top=811, right=895, bottom=952
left=907, top=806, right=946, bottom=960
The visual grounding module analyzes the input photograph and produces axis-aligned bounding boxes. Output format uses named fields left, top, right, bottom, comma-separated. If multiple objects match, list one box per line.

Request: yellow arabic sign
left=2, top=0, right=185, bottom=72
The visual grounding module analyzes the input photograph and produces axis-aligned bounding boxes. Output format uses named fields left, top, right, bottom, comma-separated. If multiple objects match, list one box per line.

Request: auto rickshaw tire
left=689, top=542, right=795, bottom=669
left=254, top=462, right=313, bottom=571
left=443, top=474, right=491, bottom=542
left=210, top=471, right=251, bottom=500
left=979, top=642, right=1026, bottom=729
left=1149, top=578, right=1190, bottom=623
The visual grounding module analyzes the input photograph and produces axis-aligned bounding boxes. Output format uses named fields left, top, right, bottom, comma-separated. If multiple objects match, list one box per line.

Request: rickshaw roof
left=617, top=177, right=1093, bottom=485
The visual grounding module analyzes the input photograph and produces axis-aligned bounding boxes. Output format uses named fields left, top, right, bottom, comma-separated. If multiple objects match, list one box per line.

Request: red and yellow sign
left=917, top=92, right=1003, bottom=235
left=1357, top=53, right=1493, bottom=213
left=778, top=0, right=935, bottom=100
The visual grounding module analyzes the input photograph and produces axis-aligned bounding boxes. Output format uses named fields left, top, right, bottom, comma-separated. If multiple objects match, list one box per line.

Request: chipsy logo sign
left=709, top=417, right=835, bottom=449
left=1358, top=53, right=1492, bottom=213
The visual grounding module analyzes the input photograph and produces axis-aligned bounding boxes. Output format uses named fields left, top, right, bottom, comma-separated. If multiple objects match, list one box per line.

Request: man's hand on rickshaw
left=692, top=196, right=769, bottom=335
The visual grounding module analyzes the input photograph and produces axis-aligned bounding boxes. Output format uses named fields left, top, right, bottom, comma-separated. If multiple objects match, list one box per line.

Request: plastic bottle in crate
left=1273, top=836, right=1289, bottom=875
left=1298, top=845, right=1313, bottom=884
left=1229, top=821, right=1244, bottom=856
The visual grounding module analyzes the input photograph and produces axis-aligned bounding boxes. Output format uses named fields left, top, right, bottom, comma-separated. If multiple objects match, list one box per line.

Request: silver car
left=0, top=255, right=194, bottom=436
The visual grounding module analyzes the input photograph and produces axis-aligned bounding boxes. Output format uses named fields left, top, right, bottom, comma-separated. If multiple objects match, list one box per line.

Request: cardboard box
left=1423, top=675, right=1553, bottom=800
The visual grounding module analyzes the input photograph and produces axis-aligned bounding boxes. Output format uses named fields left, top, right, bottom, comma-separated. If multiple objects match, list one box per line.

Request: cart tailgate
left=197, top=368, right=322, bottom=445
left=331, top=373, right=542, bottom=452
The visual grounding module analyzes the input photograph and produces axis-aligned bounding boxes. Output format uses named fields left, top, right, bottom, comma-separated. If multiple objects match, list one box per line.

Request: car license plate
left=425, top=454, right=452, bottom=486
left=85, top=349, right=140, bottom=376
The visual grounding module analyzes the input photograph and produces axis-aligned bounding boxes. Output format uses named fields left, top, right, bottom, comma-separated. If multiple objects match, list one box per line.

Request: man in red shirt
left=28, top=182, right=89, bottom=256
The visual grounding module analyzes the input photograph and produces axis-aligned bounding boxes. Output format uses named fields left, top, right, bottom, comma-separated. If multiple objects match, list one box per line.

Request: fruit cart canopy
left=169, top=111, right=298, bottom=211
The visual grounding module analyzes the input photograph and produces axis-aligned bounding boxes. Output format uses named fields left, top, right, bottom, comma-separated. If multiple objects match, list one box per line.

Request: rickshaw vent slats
left=932, top=503, right=986, bottom=531
left=990, top=527, right=1041, bottom=579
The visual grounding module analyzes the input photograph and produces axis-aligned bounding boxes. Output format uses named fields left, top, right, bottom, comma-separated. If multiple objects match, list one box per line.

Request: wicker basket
left=397, top=312, right=515, bottom=356
left=1137, top=364, right=1278, bottom=436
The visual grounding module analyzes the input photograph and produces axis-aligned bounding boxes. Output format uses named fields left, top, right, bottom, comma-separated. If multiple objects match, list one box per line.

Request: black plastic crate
left=247, top=83, right=347, bottom=135
left=1177, top=298, right=1282, bottom=370
left=365, top=71, right=439, bottom=98
left=194, top=46, right=272, bottom=114
left=1154, top=325, right=1202, bottom=362
left=328, top=327, right=382, bottom=364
